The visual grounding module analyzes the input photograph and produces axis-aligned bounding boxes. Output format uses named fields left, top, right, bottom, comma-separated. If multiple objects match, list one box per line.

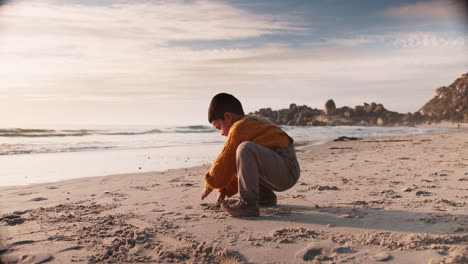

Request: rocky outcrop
left=252, top=101, right=407, bottom=126
left=255, top=104, right=323, bottom=126
left=250, top=73, right=468, bottom=126
left=418, top=73, right=468, bottom=122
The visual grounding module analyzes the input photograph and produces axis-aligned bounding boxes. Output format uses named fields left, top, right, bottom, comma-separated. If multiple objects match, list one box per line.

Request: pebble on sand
left=295, top=246, right=323, bottom=261
left=372, top=252, right=391, bottom=261
left=339, top=214, right=352, bottom=218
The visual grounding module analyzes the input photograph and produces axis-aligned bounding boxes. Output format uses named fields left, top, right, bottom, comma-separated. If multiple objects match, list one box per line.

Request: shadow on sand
left=253, top=204, right=467, bottom=235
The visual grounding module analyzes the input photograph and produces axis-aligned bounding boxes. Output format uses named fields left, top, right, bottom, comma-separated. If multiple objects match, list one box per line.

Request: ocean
left=0, top=124, right=455, bottom=187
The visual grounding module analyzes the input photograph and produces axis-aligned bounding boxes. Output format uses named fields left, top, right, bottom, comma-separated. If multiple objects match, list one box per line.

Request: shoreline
left=1, top=130, right=468, bottom=263
left=1, top=124, right=465, bottom=189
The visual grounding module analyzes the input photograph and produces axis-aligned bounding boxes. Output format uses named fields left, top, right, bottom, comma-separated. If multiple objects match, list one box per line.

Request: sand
left=1, top=130, right=467, bottom=264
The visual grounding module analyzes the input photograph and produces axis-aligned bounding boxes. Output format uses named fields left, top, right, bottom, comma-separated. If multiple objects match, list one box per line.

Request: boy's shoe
left=221, top=200, right=260, bottom=217
left=259, top=186, right=277, bottom=207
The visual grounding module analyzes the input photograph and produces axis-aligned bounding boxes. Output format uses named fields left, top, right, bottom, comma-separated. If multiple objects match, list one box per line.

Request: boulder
left=314, top=115, right=355, bottom=126
left=276, top=109, right=289, bottom=124
left=324, top=99, right=336, bottom=115
left=365, top=102, right=377, bottom=114
left=377, top=117, right=385, bottom=126
left=435, top=86, right=446, bottom=97
left=289, top=103, right=297, bottom=113
left=354, top=105, right=365, bottom=116
left=412, top=112, right=422, bottom=121
left=373, top=104, right=385, bottom=115
left=401, top=113, right=412, bottom=122
left=309, top=120, right=325, bottom=126
left=337, top=106, right=352, bottom=116
left=314, top=115, right=331, bottom=124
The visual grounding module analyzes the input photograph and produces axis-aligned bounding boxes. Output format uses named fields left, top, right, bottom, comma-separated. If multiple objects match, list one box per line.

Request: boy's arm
left=212, top=175, right=237, bottom=203
left=205, top=124, right=246, bottom=189
left=201, top=185, right=213, bottom=200
left=202, top=175, right=237, bottom=202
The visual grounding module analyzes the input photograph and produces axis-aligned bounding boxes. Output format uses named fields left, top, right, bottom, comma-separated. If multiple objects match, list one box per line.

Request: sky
left=0, top=0, right=467, bottom=127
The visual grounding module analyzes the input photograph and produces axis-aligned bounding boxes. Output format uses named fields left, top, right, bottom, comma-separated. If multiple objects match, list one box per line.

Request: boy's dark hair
left=208, top=93, right=245, bottom=123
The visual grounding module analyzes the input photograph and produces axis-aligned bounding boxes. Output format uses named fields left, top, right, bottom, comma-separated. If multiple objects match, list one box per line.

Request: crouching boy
left=201, top=93, right=300, bottom=217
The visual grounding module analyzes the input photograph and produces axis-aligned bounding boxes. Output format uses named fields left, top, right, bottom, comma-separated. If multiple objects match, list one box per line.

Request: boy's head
left=208, top=93, right=245, bottom=136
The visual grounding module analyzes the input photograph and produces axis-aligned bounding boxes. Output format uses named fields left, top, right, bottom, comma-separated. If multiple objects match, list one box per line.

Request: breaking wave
left=0, top=129, right=99, bottom=137
left=175, top=125, right=216, bottom=133
left=0, top=126, right=215, bottom=137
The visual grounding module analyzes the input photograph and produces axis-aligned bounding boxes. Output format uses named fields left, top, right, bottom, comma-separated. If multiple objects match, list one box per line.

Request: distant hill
left=251, top=72, right=468, bottom=126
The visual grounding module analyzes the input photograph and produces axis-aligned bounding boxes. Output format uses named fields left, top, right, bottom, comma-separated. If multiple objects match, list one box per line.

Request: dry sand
left=1, top=130, right=467, bottom=264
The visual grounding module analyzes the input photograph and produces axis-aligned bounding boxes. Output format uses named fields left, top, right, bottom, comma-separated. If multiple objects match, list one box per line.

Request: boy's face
left=211, top=112, right=235, bottom=137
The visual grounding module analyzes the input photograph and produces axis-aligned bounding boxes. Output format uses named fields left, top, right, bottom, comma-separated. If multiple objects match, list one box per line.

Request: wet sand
left=1, top=130, right=467, bottom=263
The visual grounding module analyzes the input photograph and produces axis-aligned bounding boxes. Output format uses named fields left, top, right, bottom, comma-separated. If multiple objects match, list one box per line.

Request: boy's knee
left=236, top=141, right=255, bottom=158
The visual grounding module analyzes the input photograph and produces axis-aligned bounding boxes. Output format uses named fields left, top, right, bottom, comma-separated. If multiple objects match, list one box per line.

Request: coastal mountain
left=251, top=72, right=468, bottom=126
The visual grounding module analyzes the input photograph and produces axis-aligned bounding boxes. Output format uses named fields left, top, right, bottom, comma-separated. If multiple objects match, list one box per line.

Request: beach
left=1, top=130, right=467, bottom=264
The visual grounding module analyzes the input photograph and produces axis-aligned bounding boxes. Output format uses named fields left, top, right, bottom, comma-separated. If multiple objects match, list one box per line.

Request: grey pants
left=236, top=141, right=301, bottom=205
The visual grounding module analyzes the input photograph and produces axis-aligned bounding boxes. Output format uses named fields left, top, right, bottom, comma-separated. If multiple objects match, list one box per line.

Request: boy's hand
left=216, top=189, right=227, bottom=204
left=201, top=187, right=213, bottom=200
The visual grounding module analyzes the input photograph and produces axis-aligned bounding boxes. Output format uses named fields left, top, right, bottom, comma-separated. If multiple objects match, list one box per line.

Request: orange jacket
left=204, top=116, right=291, bottom=197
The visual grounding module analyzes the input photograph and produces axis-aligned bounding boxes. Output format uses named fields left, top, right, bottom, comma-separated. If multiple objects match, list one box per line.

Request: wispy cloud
left=382, top=0, right=465, bottom=21
left=390, top=32, right=467, bottom=48
left=318, top=32, right=467, bottom=49
left=2, top=0, right=303, bottom=42
left=0, top=0, right=305, bottom=100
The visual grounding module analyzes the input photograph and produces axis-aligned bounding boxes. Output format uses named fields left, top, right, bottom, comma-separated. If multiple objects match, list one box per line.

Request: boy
left=201, top=93, right=300, bottom=217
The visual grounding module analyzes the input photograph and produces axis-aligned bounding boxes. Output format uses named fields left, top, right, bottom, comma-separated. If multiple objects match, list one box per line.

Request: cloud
left=1, top=0, right=304, bottom=42
left=390, top=32, right=467, bottom=49
left=319, top=32, right=467, bottom=49
left=382, top=0, right=465, bottom=21
left=1, top=0, right=467, bottom=125
left=0, top=0, right=306, bottom=100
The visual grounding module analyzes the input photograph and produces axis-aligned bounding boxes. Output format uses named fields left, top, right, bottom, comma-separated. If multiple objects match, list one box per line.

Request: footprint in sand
left=11, top=240, right=36, bottom=246
left=302, top=248, right=322, bottom=261
left=131, top=186, right=149, bottom=191
left=261, top=208, right=292, bottom=216
left=291, top=194, right=305, bottom=199
left=58, top=246, right=84, bottom=252
left=28, top=197, right=48, bottom=202
left=296, top=242, right=360, bottom=263
left=415, top=191, right=432, bottom=197
left=200, top=203, right=222, bottom=211
left=18, top=192, right=35, bottom=196
left=17, top=253, right=54, bottom=264
left=309, top=185, right=339, bottom=191
left=0, top=214, right=25, bottom=226
left=13, top=210, right=29, bottom=215
left=333, top=246, right=356, bottom=254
